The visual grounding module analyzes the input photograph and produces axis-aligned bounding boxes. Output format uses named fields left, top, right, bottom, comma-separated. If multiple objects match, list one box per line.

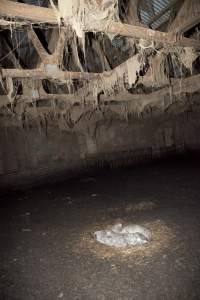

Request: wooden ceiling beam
left=85, top=20, right=200, bottom=48
left=28, top=27, right=70, bottom=66
left=53, top=28, right=69, bottom=66
left=0, top=0, right=57, bottom=24
left=0, top=1, right=199, bottom=48
left=1, top=74, right=199, bottom=109
left=169, top=0, right=200, bottom=33
left=0, top=19, right=26, bottom=26
left=27, top=28, right=52, bottom=63
left=0, top=52, right=136, bottom=81
left=1, top=68, right=101, bottom=81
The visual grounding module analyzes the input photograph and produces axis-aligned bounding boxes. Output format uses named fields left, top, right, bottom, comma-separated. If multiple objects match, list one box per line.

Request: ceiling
left=139, top=0, right=175, bottom=29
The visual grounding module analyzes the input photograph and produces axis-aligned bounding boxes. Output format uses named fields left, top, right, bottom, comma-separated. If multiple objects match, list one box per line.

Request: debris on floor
left=94, top=223, right=151, bottom=247
left=21, top=228, right=32, bottom=232
left=125, top=201, right=156, bottom=212
left=58, top=292, right=64, bottom=298
left=19, top=212, right=31, bottom=217
left=91, top=193, right=100, bottom=197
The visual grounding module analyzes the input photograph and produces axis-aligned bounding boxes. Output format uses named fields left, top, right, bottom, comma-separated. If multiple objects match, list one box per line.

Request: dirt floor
left=1, top=158, right=200, bottom=300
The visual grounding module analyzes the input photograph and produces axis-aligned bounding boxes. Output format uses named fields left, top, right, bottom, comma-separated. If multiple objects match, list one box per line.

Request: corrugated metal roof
left=23, top=0, right=174, bottom=31
left=23, top=0, right=48, bottom=7
left=139, top=0, right=173, bottom=30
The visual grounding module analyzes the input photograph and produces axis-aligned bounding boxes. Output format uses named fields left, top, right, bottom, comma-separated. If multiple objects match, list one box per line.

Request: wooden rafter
left=27, top=28, right=51, bottom=63
left=1, top=53, right=140, bottom=83
left=0, top=0, right=57, bottom=24
left=1, top=68, right=101, bottom=81
left=169, top=0, right=200, bottom=33
left=0, top=1, right=199, bottom=48
left=126, top=0, right=140, bottom=25
left=84, top=20, right=200, bottom=48
left=0, top=0, right=199, bottom=109
left=53, top=28, right=69, bottom=66
left=27, top=27, right=68, bottom=66
left=1, top=74, right=200, bottom=109
left=0, top=19, right=26, bottom=26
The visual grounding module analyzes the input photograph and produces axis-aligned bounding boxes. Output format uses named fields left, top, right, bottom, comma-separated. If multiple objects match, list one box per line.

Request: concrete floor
left=1, top=158, right=200, bottom=300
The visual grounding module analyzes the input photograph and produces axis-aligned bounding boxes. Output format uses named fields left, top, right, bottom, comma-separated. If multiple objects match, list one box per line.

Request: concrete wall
left=0, top=105, right=200, bottom=188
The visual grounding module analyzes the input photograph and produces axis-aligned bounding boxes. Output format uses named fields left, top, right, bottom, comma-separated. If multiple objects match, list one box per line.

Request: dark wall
left=0, top=103, right=200, bottom=188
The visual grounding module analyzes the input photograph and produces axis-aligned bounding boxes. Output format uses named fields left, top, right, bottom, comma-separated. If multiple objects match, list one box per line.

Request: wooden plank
left=173, top=15, right=200, bottom=34
left=1, top=68, right=101, bottom=80
left=0, top=1, right=199, bottom=48
left=53, top=28, right=69, bottom=66
left=0, top=53, right=137, bottom=80
left=27, top=29, right=52, bottom=63
left=84, top=20, right=200, bottom=48
left=0, top=95, right=11, bottom=107
left=102, top=74, right=200, bottom=103
left=0, top=19, right=26, bottom=26
left=1, top=74, right=199, bottom=109
left=169, top=0, right=200, bottom=33
left=28, top=27, right=71, bottom=65
left=0, top=0, right=57, bottom=23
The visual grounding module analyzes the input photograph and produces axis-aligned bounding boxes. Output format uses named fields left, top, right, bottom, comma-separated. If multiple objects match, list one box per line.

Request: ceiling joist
left=84, top=20, right=200, bottom=48
left=1, top=68, right=101, bottom=81
left=0, top=74, right=199, bottom=109
left=0, top=0, right=57, bottom=24
left=27, top=27, right=68, bottom=66
left=169, top=0, right=200, bottom=33
left=0, top=0, right=199, bottom=48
